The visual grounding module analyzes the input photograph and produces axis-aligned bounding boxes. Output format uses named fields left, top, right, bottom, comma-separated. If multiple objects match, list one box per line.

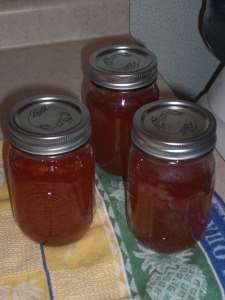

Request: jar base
left=18, top=221, right=92, bottom=247
left=97, top=163, right=127, bottom=177
left=132, top=231, right=198, bottom=254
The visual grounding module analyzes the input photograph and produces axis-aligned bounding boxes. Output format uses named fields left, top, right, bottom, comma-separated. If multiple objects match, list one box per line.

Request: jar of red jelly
left=86, top=45, right=160, bottom=176
left=127, top=100, right=217, bottom=253
left=7, top=95, right=95, bottom=246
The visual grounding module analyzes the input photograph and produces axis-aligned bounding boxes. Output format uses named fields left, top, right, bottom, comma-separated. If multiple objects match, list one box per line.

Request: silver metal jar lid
left=132, top=100, right=217, bottom=160
left=89, top=44, right=158, bottom=90
left=8, top=95, right=91, bottom=155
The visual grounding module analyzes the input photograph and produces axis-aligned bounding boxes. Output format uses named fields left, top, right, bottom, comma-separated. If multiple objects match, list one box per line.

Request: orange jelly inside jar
left=127, top=100, right=217, bottom=253
left=128, top=148, right=215, bottom=253
left=86, top=45, right=159, bottom=176
left=7, top=95, right=95, bottom=246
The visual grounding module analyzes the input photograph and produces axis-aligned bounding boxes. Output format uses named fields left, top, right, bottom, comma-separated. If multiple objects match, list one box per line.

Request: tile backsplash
left=0, top=0, right=130, bottom=49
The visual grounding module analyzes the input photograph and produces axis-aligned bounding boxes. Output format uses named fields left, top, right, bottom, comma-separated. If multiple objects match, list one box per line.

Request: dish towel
left=1, top=141, right=225, bottom=300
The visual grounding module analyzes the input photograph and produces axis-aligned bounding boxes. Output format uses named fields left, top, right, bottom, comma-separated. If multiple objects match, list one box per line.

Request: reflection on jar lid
left=8, top=95, right=91, bottom=155
left=89, top=44, right=158, bottom=90
left=132, top=100, right=217, bottom=160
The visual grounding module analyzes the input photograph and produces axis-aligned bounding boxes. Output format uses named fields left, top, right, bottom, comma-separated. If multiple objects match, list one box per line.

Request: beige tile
left=0, top=0, right=130, bottom=49
left=0, top=35, right=136, bottom=138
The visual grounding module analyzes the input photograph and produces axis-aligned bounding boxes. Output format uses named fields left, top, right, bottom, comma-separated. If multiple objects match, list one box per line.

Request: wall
left=130, top=0, right=221, bottom=100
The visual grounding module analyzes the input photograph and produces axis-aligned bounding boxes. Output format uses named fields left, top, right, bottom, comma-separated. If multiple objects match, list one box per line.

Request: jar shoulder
left=8, top=143, right=94, bottom=174
left=129, top=146, right=215, bottom=178
left=86, top=82, right=159, bottom=105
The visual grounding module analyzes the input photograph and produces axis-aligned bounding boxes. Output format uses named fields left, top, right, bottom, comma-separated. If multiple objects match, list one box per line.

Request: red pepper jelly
left=86, top=45, right=159, bottom=176
left=7, top=95, right=95, bottom=246
left=127, top=100, right=217, bottom=253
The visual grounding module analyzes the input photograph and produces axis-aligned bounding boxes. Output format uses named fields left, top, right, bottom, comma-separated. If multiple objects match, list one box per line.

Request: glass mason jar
left=86, top=45, right=160, bottom=176
left=127, top=100, right=217, bottom=253
left=7, top=95, right=95, bottom=246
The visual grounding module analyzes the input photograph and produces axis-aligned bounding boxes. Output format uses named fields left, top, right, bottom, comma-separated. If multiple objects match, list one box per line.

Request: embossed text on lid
left=89, top=44, right=158, bottom=90
left=132, top=100, right=217, bottom=160
left=8, top=95, right=91, bottom=155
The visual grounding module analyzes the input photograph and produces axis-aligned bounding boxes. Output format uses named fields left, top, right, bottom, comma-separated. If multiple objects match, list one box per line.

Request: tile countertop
left=0, top=37, right=224, bottom=201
